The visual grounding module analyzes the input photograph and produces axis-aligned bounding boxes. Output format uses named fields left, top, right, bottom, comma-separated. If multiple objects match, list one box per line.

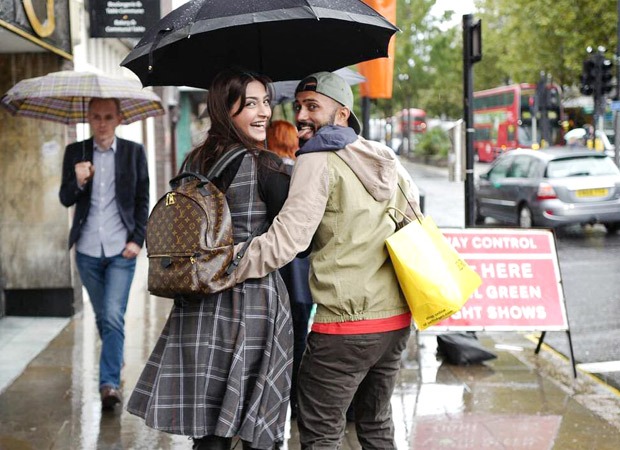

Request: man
left=59, top=97, right=149, bottom=410
left=233, top=72, right=421, bottom=448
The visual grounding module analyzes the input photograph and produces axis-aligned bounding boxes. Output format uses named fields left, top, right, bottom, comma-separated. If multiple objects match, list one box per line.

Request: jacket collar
left=296, top=125, right=358, bottom=155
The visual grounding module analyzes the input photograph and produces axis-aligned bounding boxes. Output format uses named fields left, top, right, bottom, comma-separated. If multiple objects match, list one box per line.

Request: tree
left=476, top=0, right=617, bottom=92
left=372, top=0, right=618, bottom=122
left=374, top=0, right=463, bottom=119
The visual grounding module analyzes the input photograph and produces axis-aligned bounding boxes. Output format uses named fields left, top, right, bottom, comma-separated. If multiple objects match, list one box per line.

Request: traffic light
left=547, top=87, right=560, bottom=109
left=601, top=58, right=614, bottom=95
left=580, top=57, right=596, bottom=96
left=536, top=75, right=548, bottom=109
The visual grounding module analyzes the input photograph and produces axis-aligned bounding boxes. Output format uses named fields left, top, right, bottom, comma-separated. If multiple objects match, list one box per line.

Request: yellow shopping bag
left=385, top=211, right=482, bottom=330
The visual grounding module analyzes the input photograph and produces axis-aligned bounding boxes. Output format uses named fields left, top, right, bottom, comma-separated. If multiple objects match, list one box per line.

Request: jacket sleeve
left=233, top=152, right=330, bottom=282
left=131, top=144, right=150, bottom=247
left=59, top=144, right=85, bottom=207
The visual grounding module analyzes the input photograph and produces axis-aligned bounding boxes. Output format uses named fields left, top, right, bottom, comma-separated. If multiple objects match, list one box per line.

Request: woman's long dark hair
left=182, top=68, right=274, bottom=175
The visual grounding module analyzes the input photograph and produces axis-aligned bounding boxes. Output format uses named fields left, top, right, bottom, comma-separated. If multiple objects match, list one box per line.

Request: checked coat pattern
left=127, top=154, right=293, bottom=448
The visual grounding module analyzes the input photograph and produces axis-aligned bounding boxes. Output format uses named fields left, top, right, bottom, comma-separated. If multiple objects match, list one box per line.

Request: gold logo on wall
left=23, top=0, right=56, bottom=38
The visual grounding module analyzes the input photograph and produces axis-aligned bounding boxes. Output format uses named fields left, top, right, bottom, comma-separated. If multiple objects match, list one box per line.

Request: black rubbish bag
left=436, top=333, right=497, bottom=365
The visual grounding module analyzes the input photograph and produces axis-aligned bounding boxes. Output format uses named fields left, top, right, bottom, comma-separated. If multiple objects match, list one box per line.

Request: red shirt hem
left=311, top=312, right=412, bottom=335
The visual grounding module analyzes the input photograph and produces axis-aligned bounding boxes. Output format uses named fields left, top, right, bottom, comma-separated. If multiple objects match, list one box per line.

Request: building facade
left=0, top=0, right=175, bottom=318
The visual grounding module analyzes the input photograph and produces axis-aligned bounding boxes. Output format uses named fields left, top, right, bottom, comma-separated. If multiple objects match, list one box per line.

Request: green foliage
left=386, top=0, right=463, bottom=118
left=476, top=0, right=617, bottom=90
left=415, top=127, right=451, bottom=158
left=374, top=0, right=618, bottom=122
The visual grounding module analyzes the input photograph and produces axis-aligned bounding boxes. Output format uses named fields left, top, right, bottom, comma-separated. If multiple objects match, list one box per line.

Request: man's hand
left=122, top=242, right=141, bottom=259
left=75, top=161, right=95, bottom=187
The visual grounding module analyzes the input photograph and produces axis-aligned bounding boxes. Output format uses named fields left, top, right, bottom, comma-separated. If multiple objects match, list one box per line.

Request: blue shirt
left=76, top=138, right=128, bottom=257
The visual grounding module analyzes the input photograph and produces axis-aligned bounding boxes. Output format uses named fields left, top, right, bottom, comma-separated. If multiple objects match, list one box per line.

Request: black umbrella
left=120, top=0, right=398, bottom=89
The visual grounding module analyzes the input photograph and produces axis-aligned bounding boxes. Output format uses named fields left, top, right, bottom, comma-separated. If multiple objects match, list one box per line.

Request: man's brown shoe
left=100, top=386, right=122, bottom=410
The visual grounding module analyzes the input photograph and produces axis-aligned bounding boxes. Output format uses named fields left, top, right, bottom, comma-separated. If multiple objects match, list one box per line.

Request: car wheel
left=604, top=222, right=620, bottom=234
left=518, top=205, right=534, bottom=228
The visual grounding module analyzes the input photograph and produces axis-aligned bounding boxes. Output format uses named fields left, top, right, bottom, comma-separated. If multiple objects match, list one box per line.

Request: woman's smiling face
left=230, top=80, right=271, bottom=144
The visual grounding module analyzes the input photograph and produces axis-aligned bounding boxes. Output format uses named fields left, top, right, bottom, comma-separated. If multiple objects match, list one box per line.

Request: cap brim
left=349, top=111, right=361, bottom=135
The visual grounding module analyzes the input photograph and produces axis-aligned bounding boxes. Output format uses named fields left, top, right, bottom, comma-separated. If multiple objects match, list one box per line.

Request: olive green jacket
left=234, top=133, right=421, bottom=323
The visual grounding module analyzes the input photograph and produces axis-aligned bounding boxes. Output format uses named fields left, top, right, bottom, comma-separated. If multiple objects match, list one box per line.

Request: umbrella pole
left=81, top=98, right=86, bottom=161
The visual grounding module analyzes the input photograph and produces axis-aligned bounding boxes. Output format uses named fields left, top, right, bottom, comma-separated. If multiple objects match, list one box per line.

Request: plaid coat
left=127, top=154, right=293, bottom=448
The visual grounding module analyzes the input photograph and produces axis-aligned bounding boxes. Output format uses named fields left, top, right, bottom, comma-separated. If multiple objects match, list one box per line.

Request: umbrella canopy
left=1, top=71, right=165, bottom=125
left=120, top=0, right=398, bottom=89
left=271, top=67, right=366, bottom=104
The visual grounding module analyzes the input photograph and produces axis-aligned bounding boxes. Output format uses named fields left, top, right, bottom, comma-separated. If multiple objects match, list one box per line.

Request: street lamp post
left=615, top=0, right=620, bottom=166
left=463, top=14, right=482, bottom=228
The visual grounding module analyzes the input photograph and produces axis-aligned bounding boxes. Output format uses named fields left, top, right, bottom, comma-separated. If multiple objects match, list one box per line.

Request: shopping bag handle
left=386, top=206, right=412, bottom=230
left=386, top=184, right=423, bottom=229
left=397, top=183, right=423, bottom=222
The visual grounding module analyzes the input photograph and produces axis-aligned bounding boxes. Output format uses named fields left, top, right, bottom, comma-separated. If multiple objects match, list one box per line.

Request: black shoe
left=100, top=386, right=122, bottom=410
left=193, top=436, right=232, bottom=450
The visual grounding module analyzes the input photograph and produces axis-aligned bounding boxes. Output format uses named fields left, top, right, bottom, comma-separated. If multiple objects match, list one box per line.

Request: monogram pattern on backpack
left=146, top=149, right=247, bottom=299
left=146, top=178, right=235, bottom=299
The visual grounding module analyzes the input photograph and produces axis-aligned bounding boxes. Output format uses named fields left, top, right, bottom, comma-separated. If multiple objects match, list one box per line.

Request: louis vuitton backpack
left=146, top=147, right=257, bottom=299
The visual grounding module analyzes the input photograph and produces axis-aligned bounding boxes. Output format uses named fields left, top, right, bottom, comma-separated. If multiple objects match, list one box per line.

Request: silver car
left=475, top=147, right=620, bottom=233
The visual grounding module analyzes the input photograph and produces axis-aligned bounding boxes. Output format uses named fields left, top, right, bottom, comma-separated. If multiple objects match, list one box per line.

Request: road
left=400, top=157, right=620, bottom=391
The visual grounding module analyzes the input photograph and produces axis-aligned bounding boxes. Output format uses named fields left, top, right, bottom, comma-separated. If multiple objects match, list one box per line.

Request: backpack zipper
left=149, top=252, right=201, bottom=264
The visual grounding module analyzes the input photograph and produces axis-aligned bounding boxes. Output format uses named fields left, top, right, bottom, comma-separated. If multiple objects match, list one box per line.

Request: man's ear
left=336, top=106, right=351, bottom=127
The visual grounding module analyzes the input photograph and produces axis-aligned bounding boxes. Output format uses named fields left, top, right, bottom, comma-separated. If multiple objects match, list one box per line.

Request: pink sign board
left=431, top=228, right=568, bottom=331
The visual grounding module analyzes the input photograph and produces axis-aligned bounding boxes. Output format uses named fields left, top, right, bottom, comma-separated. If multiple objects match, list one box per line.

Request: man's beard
left=297, top=109, right=338, bottom=146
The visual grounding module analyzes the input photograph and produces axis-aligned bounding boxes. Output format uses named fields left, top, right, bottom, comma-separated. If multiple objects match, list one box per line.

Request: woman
left=127, top=69, right=292, bottom=450
left=266, top=120, right=298, bottom=166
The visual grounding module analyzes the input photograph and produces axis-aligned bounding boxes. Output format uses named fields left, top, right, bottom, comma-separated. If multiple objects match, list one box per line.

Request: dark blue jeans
left=76, top=252, right=136, bottom=389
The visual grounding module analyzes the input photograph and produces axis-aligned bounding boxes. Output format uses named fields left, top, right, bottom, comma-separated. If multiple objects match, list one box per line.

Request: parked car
left=475, top=147, right=620, bottom=233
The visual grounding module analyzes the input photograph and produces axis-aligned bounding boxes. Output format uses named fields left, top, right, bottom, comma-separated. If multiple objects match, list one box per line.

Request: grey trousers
left=297, top=326, right=411, bottom=450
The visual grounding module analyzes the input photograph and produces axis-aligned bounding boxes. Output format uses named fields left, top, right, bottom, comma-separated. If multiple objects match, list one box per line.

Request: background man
left=59, top=97, right=149, bottom=410
left=233, top=72, right=420, bottom=448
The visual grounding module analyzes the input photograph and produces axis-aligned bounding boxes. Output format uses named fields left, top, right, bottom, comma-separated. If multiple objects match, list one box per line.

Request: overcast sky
left=431, top=0, right=476, bottom=26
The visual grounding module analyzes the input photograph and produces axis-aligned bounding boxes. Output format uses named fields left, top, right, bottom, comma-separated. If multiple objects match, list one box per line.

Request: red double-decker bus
left=473, top=83, right=563, bottom=162
left=399, top=108, right=427, bottom=134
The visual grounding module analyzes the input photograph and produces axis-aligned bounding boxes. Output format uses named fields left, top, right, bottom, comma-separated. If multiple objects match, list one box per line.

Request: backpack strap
left=206, top=146, right=247, bottom=180
left=168, top=171, right=209, bottom=188
left=226, top=222, right=269, bottom=275
left=169, top=147, right=246, bottom=189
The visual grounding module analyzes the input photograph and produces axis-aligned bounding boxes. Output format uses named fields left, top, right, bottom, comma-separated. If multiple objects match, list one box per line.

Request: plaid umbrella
left=1, top=71, right=165, bottom=125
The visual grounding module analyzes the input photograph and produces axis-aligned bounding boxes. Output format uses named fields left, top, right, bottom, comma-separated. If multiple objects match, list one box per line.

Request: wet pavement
left=2, top=255, right=620, bottom=450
